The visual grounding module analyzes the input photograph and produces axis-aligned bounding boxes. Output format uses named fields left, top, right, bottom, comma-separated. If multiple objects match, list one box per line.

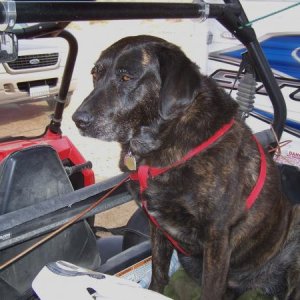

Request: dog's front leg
left=149, top=224, right=173, bottom=293
left=201, top=227, right=231, bottom=300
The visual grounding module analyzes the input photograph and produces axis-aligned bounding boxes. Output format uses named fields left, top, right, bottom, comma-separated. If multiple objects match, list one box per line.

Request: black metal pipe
left=209, top=3, right=240, bottom=19
left=13, top=22, right=69, bottom=39
left=49, top=29, right=78, bottom=134
left=0, top=2, right=5, bottom=25
left=14, top=2, right=206, bottom=23
left=218, top=0, right=286, bottom=140
left=247, top=41, right=287, bottom=140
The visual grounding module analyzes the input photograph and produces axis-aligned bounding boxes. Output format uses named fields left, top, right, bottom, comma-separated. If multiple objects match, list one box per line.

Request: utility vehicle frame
left=0, top=1, right=298, bottom=299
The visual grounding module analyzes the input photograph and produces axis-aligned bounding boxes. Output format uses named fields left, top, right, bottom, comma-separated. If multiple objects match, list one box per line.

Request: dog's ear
left=157, top=46, right=201, bottom=120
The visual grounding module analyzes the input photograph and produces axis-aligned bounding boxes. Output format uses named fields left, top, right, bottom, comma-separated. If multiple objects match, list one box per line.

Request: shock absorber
left=234, top=55, right=278, bottom=148
left=235, top=70, right=257, bottom=120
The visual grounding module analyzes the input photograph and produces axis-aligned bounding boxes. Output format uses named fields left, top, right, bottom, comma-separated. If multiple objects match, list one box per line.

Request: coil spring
left=236, top=72, right=257, bottom=119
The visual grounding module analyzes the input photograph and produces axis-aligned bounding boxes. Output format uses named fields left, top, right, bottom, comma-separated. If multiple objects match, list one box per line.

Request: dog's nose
left=72, top=111, right=94, bottom=129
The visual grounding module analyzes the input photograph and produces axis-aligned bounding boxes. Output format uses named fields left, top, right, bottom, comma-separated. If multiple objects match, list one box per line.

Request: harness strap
left=130, top=119, right=267, bottom=255
left=130, top=119, right=235, bottom=190
left=141, top=197, right=190, bottom=256
left=246, top=135, right=267, bottom=209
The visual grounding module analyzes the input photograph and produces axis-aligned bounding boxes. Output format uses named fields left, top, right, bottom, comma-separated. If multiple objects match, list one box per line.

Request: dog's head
left=72, top=35, right=203, bottom=154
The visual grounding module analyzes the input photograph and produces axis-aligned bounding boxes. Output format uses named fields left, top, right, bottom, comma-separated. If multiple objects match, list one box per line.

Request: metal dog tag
left=124, top=152, right=136, bottom=171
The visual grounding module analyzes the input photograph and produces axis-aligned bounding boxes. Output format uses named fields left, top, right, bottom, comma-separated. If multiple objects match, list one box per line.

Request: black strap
left=0, top=173, right=129, bottom=233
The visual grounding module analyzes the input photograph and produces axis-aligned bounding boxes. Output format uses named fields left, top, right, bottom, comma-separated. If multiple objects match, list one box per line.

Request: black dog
left=73, top=35, right=300, bottom=299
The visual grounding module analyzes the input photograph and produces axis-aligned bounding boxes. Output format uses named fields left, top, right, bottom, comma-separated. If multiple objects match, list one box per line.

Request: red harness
left=130, top=119, right=267, bottom=255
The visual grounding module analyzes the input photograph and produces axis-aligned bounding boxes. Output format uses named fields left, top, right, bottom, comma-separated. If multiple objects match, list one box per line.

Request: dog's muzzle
left=72, top=111, right=94, bottom=130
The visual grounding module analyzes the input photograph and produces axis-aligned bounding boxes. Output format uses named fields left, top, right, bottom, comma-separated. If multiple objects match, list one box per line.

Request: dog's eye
left=118, top=69, right=133, bottom=82
left=121, top=74, right=132, bottom=82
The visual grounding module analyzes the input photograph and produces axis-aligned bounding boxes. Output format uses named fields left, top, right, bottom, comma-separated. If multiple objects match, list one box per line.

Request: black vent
left=7, top=53, right=59, bottom=70
left=17, top=78, right=58, bottom=92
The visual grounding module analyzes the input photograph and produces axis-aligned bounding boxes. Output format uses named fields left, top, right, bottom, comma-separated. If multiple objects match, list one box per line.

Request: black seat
left=0, top=145, right=100, bottom=299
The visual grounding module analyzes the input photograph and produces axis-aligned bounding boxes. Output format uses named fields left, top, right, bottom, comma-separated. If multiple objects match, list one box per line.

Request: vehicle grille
left=7, top=53, right=59, bottom=70
left=17, top=78, right=58, bottom=92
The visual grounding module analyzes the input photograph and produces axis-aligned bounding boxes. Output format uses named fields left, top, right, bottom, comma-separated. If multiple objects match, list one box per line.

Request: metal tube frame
left=217, top=0, right=287, bottom=140
left=49, top=29, right=78, bottom=133
left=14, top=1, right=211, bottom=23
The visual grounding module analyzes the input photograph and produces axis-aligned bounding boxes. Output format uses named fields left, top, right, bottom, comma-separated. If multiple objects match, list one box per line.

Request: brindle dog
left=72, top=35, right=300, bottom=299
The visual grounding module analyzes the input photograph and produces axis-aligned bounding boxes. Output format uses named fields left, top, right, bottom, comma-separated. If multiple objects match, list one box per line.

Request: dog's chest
left=127, top=178, right=205, bottom=247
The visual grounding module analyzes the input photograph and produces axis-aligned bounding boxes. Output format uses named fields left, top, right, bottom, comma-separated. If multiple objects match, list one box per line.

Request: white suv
left=0, top=36, right=76, bottom=108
